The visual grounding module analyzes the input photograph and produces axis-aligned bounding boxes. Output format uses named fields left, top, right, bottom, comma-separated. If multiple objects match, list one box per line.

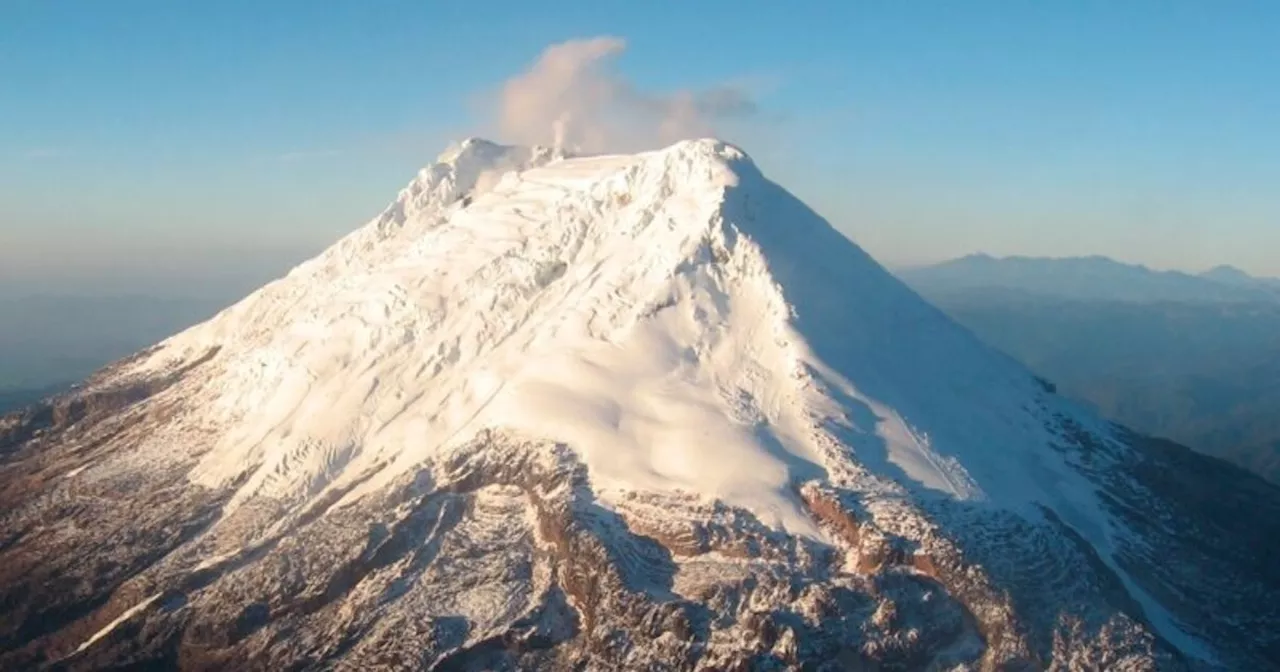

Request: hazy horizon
left=2, top=244, right=1277, bottom=302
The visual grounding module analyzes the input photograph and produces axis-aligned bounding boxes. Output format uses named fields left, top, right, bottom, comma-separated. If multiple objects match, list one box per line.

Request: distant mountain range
left=0, top=294, right=232, bottom=397
left=898, top=254, right=1280, bottom=303
left=897, top=254, right=1280, bottom=486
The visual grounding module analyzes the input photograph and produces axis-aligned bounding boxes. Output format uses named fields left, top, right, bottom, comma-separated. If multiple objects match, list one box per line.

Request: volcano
left=1, top=139, right=1276, bottom=670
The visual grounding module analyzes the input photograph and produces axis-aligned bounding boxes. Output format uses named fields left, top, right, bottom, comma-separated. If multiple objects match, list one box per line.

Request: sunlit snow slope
left=135, top=139, right=1087, bottom=532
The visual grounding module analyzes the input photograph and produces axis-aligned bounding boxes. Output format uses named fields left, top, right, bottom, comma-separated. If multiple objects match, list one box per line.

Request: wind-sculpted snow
left=125, top=138, right=843, bottom=534
left=0, top=138, right=1277, bottom=670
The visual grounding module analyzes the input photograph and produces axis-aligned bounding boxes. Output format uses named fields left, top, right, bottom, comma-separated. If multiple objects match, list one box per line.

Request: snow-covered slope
left=131, top=139, right=1081, bottom=527
left=1, top=139, right=1277, bottom=670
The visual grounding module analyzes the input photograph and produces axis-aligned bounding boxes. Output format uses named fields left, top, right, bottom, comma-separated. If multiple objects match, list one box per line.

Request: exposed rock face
left=1, top=139, right=1277, bottom=670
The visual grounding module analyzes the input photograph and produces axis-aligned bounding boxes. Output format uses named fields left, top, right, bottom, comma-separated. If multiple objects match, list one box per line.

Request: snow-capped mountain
left=1, top=139, right=1276, bottom=670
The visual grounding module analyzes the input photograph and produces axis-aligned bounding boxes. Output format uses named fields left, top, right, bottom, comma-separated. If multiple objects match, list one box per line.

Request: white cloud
left=492, top=37, right=760, bottom=153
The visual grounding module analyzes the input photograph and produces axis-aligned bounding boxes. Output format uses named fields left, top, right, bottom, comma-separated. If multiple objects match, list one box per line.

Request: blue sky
left=2, top=1, right=1278, bottom=295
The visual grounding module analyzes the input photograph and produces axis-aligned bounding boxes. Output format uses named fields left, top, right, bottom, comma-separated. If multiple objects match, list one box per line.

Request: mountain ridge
left=898, top=254, right=1280, bottom=303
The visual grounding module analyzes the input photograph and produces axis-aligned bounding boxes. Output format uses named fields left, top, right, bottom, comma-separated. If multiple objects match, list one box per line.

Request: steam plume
left=494, top=37, right=759, bottom=153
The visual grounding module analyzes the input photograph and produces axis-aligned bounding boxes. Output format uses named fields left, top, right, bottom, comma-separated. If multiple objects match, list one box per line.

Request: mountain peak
left=662, top=136, right=752, bottom=161
left=1202, top=263, right=1254, bottom=282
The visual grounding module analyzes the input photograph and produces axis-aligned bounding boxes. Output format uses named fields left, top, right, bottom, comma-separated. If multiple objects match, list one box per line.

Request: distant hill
left=0, top=294, right=231, bottom=393
left=898, top=254, right=1280, bottom=303
left=899, top=256, right=1280, bottom=484
left=1201, top=264, right=1280, bottom=289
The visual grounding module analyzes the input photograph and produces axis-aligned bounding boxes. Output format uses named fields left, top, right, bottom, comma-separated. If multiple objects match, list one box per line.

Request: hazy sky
left=3, top=1, right=1278, bottom=296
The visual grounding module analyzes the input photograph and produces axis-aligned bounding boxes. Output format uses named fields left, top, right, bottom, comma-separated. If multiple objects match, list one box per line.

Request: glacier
left=136, top=139, right=1086, bottom=531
